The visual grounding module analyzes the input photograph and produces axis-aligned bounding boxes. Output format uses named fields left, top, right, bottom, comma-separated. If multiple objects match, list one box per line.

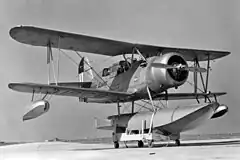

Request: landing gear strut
left=147, top=140, right=154, bottom=148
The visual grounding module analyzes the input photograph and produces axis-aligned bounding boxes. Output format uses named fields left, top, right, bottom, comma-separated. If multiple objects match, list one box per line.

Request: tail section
left=78, top=57, right=94, bottom=82
left=78, top=56, right=106, bottom=88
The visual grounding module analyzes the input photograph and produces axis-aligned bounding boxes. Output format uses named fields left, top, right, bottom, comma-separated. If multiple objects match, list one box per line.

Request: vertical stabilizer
left=78, top=57, right=94, bottom=82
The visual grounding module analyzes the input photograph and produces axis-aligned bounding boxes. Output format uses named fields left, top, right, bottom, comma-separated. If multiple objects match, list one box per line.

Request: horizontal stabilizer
left=94, top=117, right=113, bottom=130
left=96, top=126, right=114, bottom=130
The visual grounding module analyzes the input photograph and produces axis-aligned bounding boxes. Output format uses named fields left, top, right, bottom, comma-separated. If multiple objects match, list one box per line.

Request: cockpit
left=116, top=60, right=131, bottom=75
left=102, top=59, right=133, bottom=77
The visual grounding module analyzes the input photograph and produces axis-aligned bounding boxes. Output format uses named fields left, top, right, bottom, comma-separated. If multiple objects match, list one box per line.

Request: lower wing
left=8, top=83, right=133, bottom=103
left=8, top=83, right=226, bottom=103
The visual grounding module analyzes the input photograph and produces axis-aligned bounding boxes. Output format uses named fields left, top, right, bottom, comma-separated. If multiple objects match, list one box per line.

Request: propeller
left=151, top=63, right=206, bottom=73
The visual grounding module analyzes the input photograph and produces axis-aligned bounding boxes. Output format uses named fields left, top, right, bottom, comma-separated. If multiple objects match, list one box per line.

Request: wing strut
left=192, top=55, right=212, bottom=102
left=134, top=47, right=146, bottom=61
left=205, top=54, right=210, bottom=94
left=193, top=58, right=198, bottom=94
left=57, top=36, right=61, bottom=84
left=47, top=41, right=58, bottom=85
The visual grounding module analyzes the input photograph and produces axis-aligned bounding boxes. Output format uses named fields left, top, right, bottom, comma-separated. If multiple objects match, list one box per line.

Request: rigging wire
left=140, top=99, right=163, bottom=110
left=186, top=81, right=205, bottom=93
left=186, top=62, right=207, bottom=93
left=57, top=49, right=115, bottom=89
left=59, top=50, right=78, bottom=66
left=186, top=61, right=213, bottom=102
left=135, top=102, right=153, bottom=112
left=74, top=51, right=111, bottom=89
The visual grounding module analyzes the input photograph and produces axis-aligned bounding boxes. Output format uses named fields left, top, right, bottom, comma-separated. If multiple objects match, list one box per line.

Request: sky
left=0, top=0, right=238, bottom=142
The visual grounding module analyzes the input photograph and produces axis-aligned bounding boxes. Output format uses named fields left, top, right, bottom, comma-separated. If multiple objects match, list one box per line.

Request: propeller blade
left=151, top=63, right=176, bottom=69
left=151, top=63, right=206, bottom=72
left=185, top=67, right=207, bottom=72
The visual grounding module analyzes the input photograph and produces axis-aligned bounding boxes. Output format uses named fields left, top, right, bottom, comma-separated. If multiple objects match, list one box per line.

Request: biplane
left=8, top=26, right=230, bottom=148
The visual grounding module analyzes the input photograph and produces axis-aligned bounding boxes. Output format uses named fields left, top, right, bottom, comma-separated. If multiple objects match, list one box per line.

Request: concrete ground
left=0, top=138, right=240, bottom=160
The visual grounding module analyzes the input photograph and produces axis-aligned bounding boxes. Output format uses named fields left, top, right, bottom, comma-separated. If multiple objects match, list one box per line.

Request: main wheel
left=175, top=139, right=180, bottom=146
left=114, top=141, right=119, bottom=148
left=137, top=140, right=144, bottom=148
left=147, top=140, right=154, bottom=148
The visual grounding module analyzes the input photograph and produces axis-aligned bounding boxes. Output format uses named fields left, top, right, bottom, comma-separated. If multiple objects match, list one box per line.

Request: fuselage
left=86, top=53, right=189, bottom=103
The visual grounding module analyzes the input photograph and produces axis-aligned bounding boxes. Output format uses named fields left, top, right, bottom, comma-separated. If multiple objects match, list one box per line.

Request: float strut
left=131, top=101, right=134, bottom=113
left=31, top=90, right=35, bottom=102
left=117, top=101, right=120, bottom=117
left=42, top=92, right=49, bottom=100
left=147, top=86, right=156, bottom=134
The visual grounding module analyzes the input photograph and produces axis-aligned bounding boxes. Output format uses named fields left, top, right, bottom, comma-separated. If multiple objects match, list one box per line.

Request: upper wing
left=8, top=83, right=132, bottom=103
left=151, top=92, right=226, bottom=101
left=10, top=26, right=230, bottom=61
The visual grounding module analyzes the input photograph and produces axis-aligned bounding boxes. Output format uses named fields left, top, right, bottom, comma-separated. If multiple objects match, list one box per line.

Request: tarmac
left=0, top=138, right=240, bottom=160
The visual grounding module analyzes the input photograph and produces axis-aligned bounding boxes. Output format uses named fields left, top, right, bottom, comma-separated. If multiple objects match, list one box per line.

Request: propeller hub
left=167, top=55, right=189, bottom=82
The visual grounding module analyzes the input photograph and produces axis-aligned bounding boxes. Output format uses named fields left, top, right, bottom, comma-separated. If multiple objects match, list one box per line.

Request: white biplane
left=9, top=26, right=230, bottom=148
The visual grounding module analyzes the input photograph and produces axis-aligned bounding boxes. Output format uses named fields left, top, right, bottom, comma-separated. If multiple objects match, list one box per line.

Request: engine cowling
left=23, top=100, right=50, bottom=121
left=211, top=104, right=228, bottom=119
left=145, top=53, right=189, bottom=92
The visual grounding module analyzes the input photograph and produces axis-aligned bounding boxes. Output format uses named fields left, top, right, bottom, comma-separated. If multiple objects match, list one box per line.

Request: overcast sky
left=0, top=0, right=238, bottom=142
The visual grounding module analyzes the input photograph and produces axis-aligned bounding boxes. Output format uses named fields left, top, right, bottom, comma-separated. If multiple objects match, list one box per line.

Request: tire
left=114, top=141, right=119, bottom=148
left=175, top=139, right=180, bottom=146
left=138, top=140, right=144, bottom=148
left=147, top=140, right=154, bottom=148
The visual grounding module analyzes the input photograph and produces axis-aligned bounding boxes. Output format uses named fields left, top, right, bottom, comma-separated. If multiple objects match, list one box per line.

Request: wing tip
left=8, top=83, right=23, bottom=90
left=9, top=26, right=25, bottom=41
left=9, top=25, right=35, bottom=40
left=9, top=27, right=18, bottom=40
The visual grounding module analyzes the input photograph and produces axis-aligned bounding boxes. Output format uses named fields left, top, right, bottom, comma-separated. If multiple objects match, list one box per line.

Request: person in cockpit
left=117, top=63, right=124, bottom=75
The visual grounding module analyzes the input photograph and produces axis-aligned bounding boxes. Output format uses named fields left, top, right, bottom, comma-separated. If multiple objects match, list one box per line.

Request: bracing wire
left=74, top=51, right=111, bottom=89
left=186, top=81, right=205, bottom=93
left=59, top=50, right=78, bottom=66
left=58, top=49, right=116, bottom=89
left=135, top=102, right=153, bottom=112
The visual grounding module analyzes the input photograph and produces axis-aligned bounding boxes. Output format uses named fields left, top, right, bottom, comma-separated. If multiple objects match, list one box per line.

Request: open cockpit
left=102, top=58, right=135, bottom=77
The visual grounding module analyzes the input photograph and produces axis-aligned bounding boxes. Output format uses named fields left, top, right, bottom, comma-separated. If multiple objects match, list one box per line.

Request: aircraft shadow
left=153, top=139, right=240, bottom=148
left=71, top=139, right=240, bottom=151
